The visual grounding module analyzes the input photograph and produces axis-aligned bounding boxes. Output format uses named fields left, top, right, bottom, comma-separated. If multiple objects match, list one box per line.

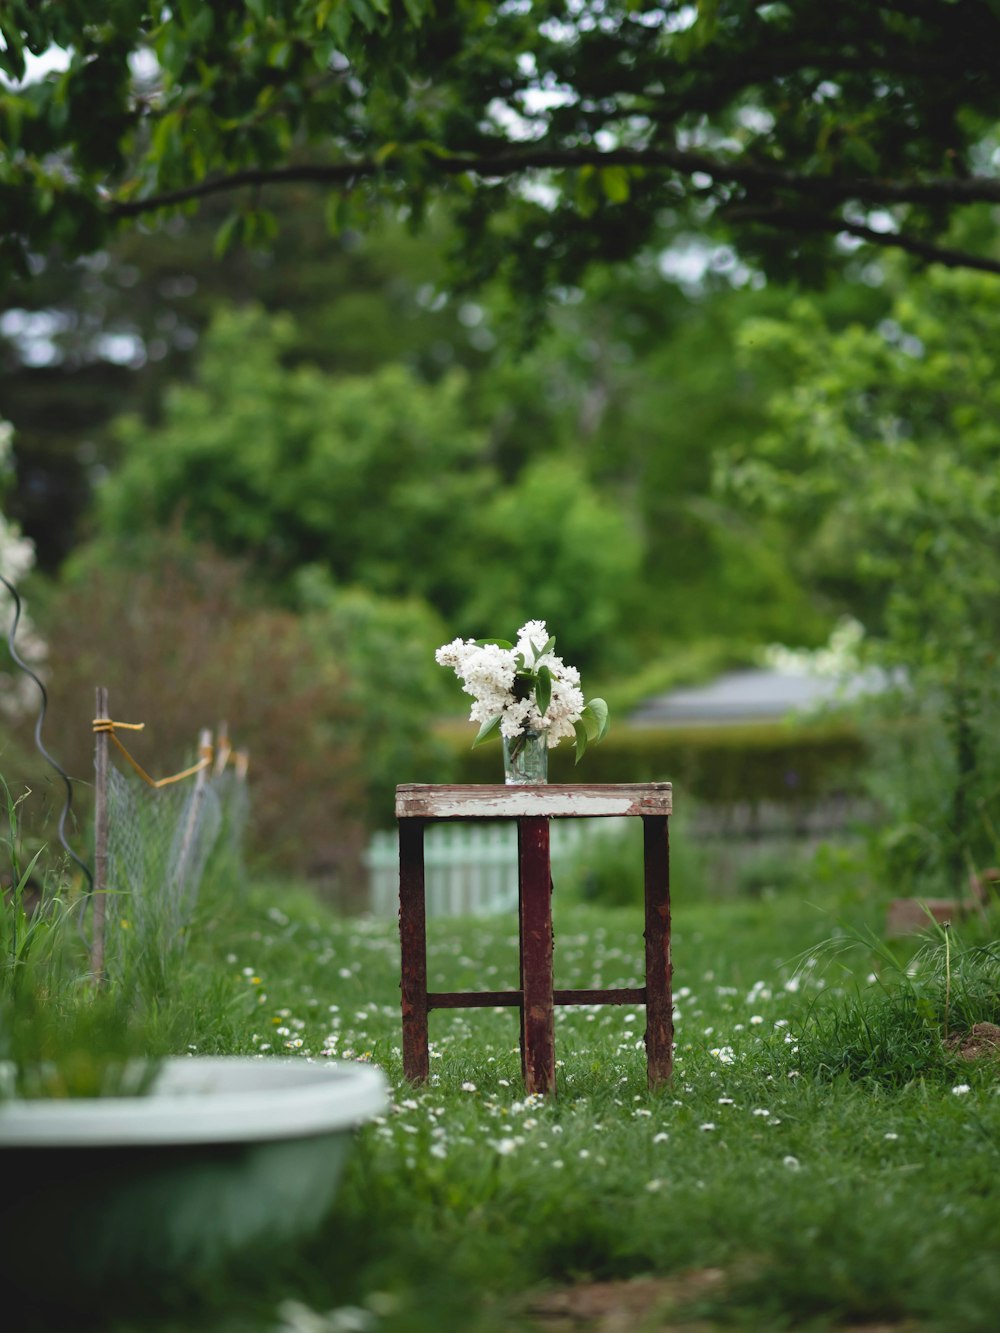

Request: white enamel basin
left=0, top=1056, right=389, bottom=1308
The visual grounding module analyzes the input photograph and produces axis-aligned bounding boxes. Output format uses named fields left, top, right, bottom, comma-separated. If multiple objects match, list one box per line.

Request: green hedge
left=442, top=719, right=869, bottom=808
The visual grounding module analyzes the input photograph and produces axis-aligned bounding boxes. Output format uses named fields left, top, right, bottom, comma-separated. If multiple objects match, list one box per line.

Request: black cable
left=1, top=572, right=94, bottom=894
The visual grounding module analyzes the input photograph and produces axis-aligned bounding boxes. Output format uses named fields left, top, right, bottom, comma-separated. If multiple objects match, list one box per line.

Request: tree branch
left=106, top=143, right=1000, bottom=222
left=732, top=206, right=1000, bottom=276
left=105, top=144, right=1000, bottom=277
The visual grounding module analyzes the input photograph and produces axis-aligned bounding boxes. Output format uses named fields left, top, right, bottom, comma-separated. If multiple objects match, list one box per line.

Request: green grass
left=19, top=862, right=984, bottom=1333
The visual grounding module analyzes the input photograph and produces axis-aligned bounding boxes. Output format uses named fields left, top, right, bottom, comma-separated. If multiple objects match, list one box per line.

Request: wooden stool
left=396, top=783, right=673, bottom=1095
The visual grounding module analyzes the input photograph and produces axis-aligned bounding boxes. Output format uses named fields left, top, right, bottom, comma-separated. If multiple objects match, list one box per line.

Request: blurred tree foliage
left=3, top=1, right=996, bottom=883
left=89, top=304, right=640, bottom=670
left=291, top=570, right=454, bottom=823
left=3, top=194, right=888, bottom=685
left=723, top=269, right=1000, bottom=683
left=3, top=2, right=999, bottom=296
left=0, top=201, right=491, bottom=569
left=96, top=307, right=492, bottom=603
left=721, top=268, right=1000, bottom=890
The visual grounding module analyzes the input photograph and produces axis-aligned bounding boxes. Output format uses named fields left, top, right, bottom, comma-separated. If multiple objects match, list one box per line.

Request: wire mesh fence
left=94, top=703, right=249, bottom=987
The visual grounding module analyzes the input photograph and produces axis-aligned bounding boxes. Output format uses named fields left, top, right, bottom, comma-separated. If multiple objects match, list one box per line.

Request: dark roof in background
left=629, top=667, right=900, bottom=728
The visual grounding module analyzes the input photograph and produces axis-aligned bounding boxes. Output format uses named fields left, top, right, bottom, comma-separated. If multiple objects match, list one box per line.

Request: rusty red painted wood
left=518, top=816, right=556, bottom=1096
left=554, top=987, right=646, bottom=1006
left=399, top=816, right=429, bottom=1082
left=429, top=990, right=523, bottom=1009
left=643, top=814, right=673, bottom=1087
left=396, top=783, right=672, bottom=821
left=425, top=987, right=647, bottom=1009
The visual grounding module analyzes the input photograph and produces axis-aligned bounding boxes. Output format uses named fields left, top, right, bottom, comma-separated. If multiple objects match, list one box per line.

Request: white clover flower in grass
left=436, top=619, right=609, bottom=762
left=710, top=1046, right=735, bottom=1065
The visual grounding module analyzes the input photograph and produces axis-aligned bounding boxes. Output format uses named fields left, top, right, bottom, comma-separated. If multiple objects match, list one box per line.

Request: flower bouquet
left=436, top=620, right=609, bottom=780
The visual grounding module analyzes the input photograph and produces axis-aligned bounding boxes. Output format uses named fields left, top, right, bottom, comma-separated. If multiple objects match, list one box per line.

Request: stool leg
left=643, top=815, right=673, bottom=1087
left=518, top=816, right=556, bottom=1096
left=399, top=818, right=429, bottom=1082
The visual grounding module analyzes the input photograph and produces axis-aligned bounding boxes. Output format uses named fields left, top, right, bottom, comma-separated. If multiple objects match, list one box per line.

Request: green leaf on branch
left=471, top=714, right=501, bottom=748
left=574, top=164, right=600, bottom=219
left=0, top=23, right=25, bottom=82
left=213, top=211, right=242, bottom=258
left=599, top=165, right=631, bottom=204
left=535, top=664, right=551, bottom=717
left=474, top=638, right=514, bottom=649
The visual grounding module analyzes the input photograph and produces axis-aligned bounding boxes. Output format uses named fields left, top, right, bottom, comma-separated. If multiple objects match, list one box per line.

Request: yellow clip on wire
left=92, top=719, right=213, bottom=788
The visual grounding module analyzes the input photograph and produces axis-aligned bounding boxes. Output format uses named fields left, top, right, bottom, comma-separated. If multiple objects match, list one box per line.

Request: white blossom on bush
left=0, top=419, right=46, bottom=720
left=762, top=616, right=866, bottom=678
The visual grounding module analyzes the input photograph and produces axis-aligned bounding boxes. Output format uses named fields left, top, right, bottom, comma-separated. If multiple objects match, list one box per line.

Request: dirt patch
left=524, top=1269, right=725, bottom=1332
left=522, top=1270, right=923, bottom=1332
left=944, top=1021, right=1000, bottom=1062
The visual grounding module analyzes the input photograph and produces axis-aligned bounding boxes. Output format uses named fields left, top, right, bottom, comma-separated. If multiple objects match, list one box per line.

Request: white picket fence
left=365, top=818, right=628, bottom=918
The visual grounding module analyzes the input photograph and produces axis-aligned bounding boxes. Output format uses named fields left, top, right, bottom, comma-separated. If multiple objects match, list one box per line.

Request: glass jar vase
left=502, top=729, right=548, bottom=785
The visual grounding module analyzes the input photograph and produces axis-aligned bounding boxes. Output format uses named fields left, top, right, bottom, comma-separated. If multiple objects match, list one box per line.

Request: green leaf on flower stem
left=471, top=714, right=501, bottom=748
left=474, top=638, right=514, bottom=649
left=573, top=719, right=589, bottom=763
left=580, top=698, right=610, bottom=742
left=535, top=664, right=552, bottom=716
left=539, top=635, right=556, bottom=659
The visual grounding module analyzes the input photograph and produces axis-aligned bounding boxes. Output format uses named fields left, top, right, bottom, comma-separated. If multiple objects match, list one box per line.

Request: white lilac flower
left=516, top=620, right=550, bottom=663
left=436, top=621, right=599, bottom=749
left=499, top=697, right=534, bottom=739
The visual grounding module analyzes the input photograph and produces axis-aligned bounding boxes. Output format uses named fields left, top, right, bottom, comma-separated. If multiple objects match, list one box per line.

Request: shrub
left=797, top=925, right=1000, bottom=1087
left=21, top=535, right=367, bottom=898
left=445, top=717, right=868, bottom=810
